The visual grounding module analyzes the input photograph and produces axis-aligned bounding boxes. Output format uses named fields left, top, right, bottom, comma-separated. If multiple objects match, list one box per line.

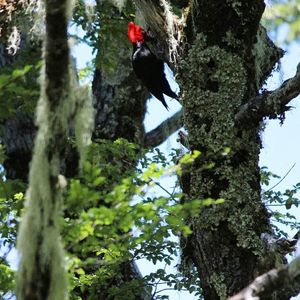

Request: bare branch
left=144, top=108, right=183, bottom=147
left=228, top=255, right=300, bottom=300
left=235, top=62, right=300, bottom=125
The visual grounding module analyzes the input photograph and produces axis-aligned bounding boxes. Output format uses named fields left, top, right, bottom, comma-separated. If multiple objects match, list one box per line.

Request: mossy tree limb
left=235, top=62, right=300, bottom=125
left=136, top=0, right=299, bottom=299
left=133, top=0, right=181, bottom=65
left=16, top=0, right=73, bottom=299
left=229, top=255, right=300, bottom=300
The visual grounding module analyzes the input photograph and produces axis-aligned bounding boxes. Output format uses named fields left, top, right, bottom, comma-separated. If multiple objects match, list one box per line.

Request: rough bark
left=178, top=2, right=286, bottom=299
left=136, top=0, right=298, bottom=299
left=2, top=111, right=37, bottom=181
left=229, top=255, right=300, bottom=300
left=92, top=66, right=147, bottom=143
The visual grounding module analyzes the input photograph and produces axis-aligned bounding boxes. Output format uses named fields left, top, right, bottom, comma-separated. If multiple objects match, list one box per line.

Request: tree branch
left=144, top=108, right=183, bottom=147
left=134, top=0, right=180, bottom=65
left=16, top=0, right=72, bottom=299
left=228, top=255, right=300, bottom=300
left=235, top=62, right=300, bottom=125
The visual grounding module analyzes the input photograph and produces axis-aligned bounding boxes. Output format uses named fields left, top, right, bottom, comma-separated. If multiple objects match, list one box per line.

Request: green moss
left=222, top=30, right=242, bottom=49
left=179, top=34, right=247, bottom=150
left=209, top=273, right=227, bottom=300
left=178, top=34, right=269, bottom=257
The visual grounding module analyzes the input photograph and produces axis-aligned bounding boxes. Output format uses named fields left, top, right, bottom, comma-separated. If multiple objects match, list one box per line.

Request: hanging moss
left=74, top=84, right=94, bottom=167
left=16, top=1, right=78, bottom=299
left=17, top=70, right=70, bottom=300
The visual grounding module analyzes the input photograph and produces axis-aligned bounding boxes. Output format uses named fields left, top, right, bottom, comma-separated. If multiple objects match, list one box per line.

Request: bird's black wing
left=132, top=43, right=176, bottom=109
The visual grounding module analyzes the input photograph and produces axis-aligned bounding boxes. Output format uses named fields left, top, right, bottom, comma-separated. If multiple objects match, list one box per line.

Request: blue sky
left=71, top=18, right=300, bottom=299
left=3, top=11, right=297, bottom=300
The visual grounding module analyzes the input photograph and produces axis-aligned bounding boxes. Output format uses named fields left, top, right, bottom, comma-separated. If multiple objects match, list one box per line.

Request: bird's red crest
left=127, top=21, right=145, bottom=43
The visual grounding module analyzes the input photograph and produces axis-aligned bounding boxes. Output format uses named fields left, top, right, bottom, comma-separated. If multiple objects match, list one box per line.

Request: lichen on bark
left=178, top=33, right=272, bottom=299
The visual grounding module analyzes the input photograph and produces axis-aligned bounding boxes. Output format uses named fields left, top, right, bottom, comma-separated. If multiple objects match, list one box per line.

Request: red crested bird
left=127, top=21, right=177, bottom=110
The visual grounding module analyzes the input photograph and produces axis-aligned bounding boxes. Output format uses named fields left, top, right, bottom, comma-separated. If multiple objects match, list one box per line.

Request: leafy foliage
left=63, top=140, right=218, bottom=299
left=261, top=166, right=300, bottom=237
left=0, top=261, right=15, bottom=299
left=72, top=0, right=135, bottom=78
left=263, top=0, right=300, bottom=43
left=0, top=146, right=25, bottom=299
left=0, top=52, right=40, bottom=120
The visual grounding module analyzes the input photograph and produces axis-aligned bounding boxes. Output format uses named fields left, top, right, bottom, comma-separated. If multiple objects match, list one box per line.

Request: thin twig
left=151, top=179, right=178, bottom=201
left=264, top=163, right=296, bottom=193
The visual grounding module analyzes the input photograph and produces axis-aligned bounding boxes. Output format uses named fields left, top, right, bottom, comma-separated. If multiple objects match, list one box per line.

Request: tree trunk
left=1, top=2, right=149, bottom=298
left=177, top=2, right=286, bottom=298
left=69, top=2, right=150, bottom=298
left=135, top=0, right=289, bottom=299
left=16, top=0, right=72, bottom=298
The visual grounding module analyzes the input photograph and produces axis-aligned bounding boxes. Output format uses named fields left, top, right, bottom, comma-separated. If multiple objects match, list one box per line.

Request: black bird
left=127, top=21, right=177, bottom=110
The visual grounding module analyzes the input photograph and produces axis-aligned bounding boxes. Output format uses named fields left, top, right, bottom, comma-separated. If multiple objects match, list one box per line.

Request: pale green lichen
left=178, top=33, right=268, bottom=273
left=17, top=67, right=69, bottom=300
left=7, top=26, right=21, bottom=55
left=209, top=273, right=227, bottom=300
left=16, top=1, right=75, bottom=299
left=23, top=0, right=45, bottom=38
left=179, top=34, right=247, bottom=150
left=222, top=30, right=241, bottom=49
left=135, top=0, right=180, bottom=63
left=253, top=25, right=282, bottom=90
left=74, top=84, right=95, bottom=167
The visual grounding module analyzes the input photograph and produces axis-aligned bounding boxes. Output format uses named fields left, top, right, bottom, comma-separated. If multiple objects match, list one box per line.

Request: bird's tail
left=161, top=97, right=169, bottom=110
left=164, top=88, right=178, bottom=101
left=152, top=92, right=169, bottom=110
